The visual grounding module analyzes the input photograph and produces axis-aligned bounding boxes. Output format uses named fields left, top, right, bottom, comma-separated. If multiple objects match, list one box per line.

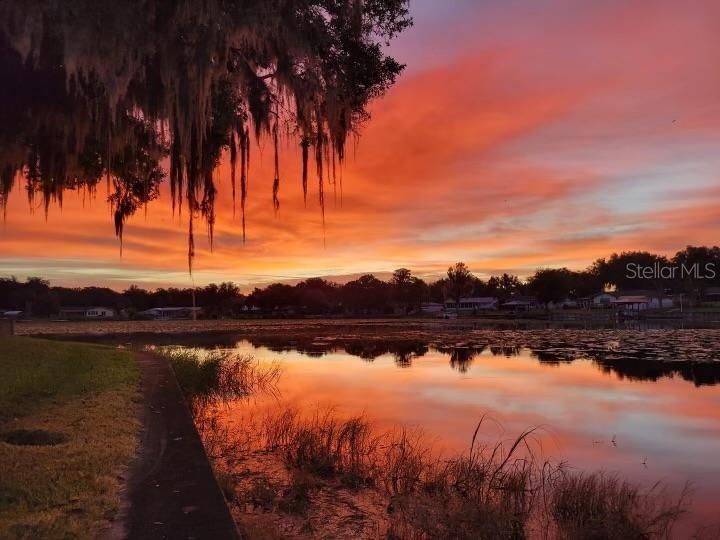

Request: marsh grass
left=548, top=472, right=686, bottom=540
left=264, top=408, right=379, bottom=486
left=163, top=348, right=281, bottom=414
left=258, top=409, right=687, bottom=539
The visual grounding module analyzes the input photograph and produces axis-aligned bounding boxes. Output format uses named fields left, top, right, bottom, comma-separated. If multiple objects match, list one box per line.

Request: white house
left=444, top=297, right=499, bottom=312
left=59, top=307, right=115, bottom=319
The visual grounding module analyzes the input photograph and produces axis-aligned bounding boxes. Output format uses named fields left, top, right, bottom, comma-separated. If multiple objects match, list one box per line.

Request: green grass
left=0, top=337, right=140, bottom=539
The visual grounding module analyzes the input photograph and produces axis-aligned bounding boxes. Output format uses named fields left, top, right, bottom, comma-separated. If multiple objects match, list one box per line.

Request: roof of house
left=445, top=297, right=498, bottom=304
left=577, top=292, right=617, bottom=301
left=141, top=307, right=202, bottom=313
left=616, top=289, right=659, bottom=297
left=614, top=296, right=650, bottom=304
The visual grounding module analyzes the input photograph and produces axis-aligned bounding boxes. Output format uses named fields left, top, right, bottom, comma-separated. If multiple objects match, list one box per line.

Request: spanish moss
left=0, top=0, right=412, bottom=270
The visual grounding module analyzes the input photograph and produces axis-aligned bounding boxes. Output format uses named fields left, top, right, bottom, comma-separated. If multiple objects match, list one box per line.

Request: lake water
left=152, top=330, right=720, bottom=534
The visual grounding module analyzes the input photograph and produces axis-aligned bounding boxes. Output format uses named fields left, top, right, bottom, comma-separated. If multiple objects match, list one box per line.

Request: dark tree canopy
left=0, top=0, right=412, bottom=269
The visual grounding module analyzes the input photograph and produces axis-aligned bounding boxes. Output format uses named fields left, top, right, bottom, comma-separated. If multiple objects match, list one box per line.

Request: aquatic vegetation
left=248, top=410, right=688, bottom=539
left=549, top=473, right=686, bottom=540
left=162, top=348, right=281, bottom=413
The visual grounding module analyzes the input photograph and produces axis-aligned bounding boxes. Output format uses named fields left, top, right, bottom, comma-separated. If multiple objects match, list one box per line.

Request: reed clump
left=548, top=472, right=686, bottom=540
left=263, top=408, right=380, bottom=487
left=164, top=348, right=281, bottom=413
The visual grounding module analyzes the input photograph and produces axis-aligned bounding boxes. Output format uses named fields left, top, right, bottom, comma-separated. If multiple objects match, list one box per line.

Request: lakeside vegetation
left=166, top=348, right=281, bottom=416
left=2, top=246, right=719, bottom=318
left=0, top=337, right=139, bottom=539
left=164, top=348, right=693, bottom=539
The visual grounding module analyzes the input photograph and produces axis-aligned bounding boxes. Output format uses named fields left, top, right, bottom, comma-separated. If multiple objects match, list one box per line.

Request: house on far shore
left=612, top=295, right=651, bottom=312
left=58, top=307, right=115, bottom=320
left=500, top=296, right=539, bottom=311
left=613, top=294, right=673, bottom=312
left=578, top=292, right=618, bottom=309
left=444, top=297, right=499, bottom=312
left=579, top=290, right=675, bottom=311
left=140, top=307, right=202, bottom=320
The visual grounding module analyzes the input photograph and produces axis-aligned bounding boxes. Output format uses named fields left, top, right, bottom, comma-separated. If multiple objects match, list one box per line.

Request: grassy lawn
left=0, top=337, right=139, bottom=539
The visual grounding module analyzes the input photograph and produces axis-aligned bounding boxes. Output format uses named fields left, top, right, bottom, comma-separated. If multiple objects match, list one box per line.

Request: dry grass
left=257, top=409, right=687, bottom=539
left=264, top=408, right=379, bottom=486
left=549, top=472, right=686, bottom=540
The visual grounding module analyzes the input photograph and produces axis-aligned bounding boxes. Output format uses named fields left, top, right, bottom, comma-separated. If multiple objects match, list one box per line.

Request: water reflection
left=139, top=331, right=720, bottom=386
left=146, top=331, right=720, bottom=534
left=165, top=334, right=720, bottom=534
left=99, top=327, right=720, bottom=386
left=437, top=345, right=486, bottom=374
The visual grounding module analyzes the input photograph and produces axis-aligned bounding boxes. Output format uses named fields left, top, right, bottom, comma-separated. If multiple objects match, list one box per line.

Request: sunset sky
left=2, top=0, right=719, bottom=290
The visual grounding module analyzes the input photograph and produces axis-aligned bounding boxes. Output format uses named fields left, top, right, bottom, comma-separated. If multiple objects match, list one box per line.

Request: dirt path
left=108, top=351, right=241, bottom=540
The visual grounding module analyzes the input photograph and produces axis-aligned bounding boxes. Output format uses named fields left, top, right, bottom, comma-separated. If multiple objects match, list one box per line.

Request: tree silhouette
left=446, top=262, right=473, bottom=314
left=0, top=1, right=412, bottom=269
left=526, top=268, right=574, bottom=308
left=672, top=246, right=720, bottom=305
left=391, top=268, right=427, bottom=314
left=343, top=274, right=390, bottom=315
left=487, top=273, right=524, bottom=301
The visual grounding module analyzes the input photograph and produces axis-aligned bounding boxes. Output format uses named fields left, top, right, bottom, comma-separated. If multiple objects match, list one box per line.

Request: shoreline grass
left=258, top=409, right=686, bottom=539
left=162, top=347, right=281, bottom=412
left=0, top=337, right=139, bottom=539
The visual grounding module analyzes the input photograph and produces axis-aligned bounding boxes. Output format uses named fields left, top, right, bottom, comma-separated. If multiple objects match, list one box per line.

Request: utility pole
left=191, top=276, right=197, bottom=321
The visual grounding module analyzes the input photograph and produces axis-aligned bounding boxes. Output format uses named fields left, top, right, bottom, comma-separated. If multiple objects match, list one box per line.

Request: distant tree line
left=1, top=246, right=719, bottom=318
